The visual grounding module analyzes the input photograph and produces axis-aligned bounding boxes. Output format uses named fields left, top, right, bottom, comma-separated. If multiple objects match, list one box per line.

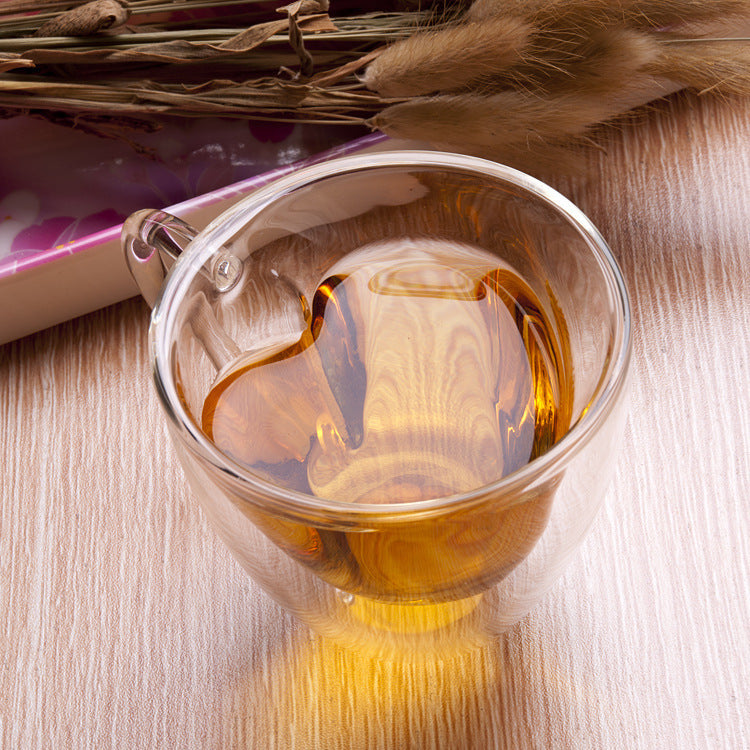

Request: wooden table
left=2, top=92, right=749, bottom=748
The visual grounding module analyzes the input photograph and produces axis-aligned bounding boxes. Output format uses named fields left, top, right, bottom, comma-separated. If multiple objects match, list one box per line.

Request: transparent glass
left=123, top=151, right=631, bottom=656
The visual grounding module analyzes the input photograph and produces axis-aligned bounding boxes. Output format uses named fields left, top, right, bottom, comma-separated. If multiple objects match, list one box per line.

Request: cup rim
left=150, top=149, right=632, bottom=520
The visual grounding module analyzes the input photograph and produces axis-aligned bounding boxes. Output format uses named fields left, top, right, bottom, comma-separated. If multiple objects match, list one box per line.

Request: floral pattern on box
left=0, top=116, right=369, bottom=277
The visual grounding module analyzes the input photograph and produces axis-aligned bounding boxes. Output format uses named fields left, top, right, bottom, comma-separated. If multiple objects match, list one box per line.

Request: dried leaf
left=311, top=47, right=384, bottom=87
left=287, top=10, right=314, bottom=77
left=298, top=15, right=338, bottom=33
left=217, top=18, right=290, bottom=52
left=277, top=0, right=330, bottom=15
left=0, top=53, right=33, bottom=73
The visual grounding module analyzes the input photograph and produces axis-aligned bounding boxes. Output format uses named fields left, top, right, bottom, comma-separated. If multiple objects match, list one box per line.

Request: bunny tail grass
left=651, top=39, right=750, bottom=95
left=370, top=90, right=634, bottom=152
left=362, top=16, right=532, bottom=98
left=467, top=0, right=750, bottom=30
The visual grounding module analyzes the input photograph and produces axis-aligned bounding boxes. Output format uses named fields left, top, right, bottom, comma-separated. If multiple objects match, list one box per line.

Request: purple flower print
left=0, top=190, right=40, bottom=261
left=10, top=208, right=123, bottom=256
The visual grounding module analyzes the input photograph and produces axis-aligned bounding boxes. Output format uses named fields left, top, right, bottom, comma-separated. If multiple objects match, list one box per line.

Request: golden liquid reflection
left=347, top=594, right=483, bottom=636
left=221, top=623, right=604, bottom=749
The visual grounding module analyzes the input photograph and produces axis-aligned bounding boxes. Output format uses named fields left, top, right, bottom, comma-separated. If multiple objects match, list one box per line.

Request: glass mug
left=122, top=151, right=631, bottom=655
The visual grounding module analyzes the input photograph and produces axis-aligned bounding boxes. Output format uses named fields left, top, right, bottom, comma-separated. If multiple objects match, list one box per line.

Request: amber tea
left=201, top=238, right=571, bottom=601
left=126, top=151, right=630, bottom=644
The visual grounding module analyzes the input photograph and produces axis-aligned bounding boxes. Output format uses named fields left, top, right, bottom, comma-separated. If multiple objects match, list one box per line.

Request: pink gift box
left=0, top=115, right=380, bottom=344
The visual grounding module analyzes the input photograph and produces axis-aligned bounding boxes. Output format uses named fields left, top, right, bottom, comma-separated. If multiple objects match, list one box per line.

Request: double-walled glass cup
left=123, top=151, right=631, bottom=655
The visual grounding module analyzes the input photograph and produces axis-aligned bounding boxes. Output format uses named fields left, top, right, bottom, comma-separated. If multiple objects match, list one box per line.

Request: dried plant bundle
left=0, top=0, right=748, bottom=170
left=0, top=75, right=386, bottom=120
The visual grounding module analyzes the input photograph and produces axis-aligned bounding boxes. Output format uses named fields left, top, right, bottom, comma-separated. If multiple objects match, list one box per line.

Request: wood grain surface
left=2, top=92, right=749, bottom=748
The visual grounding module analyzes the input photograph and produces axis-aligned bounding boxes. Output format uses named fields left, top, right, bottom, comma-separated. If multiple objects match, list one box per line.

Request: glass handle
left=122, top=209, right=198, bottom=308
left=122, top=208, right=243, bottom=374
